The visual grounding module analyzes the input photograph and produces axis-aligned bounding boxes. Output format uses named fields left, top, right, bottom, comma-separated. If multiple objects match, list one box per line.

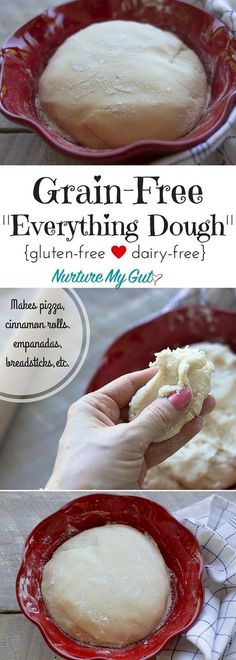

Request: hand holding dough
left=46, top=365, right=214, bottom=491
left=41, top=524, right=170, bottom=647
left=129, top=346, right=214, bottom=443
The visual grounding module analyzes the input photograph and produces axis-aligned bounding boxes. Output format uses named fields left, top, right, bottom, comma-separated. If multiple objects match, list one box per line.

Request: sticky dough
left=41, top=524, right=170, bottom=648
left=38, top=20, right=208, bottom=148
left=144, top=342, right=236, bottom=490
left=129, top=345, right=214, bottom=442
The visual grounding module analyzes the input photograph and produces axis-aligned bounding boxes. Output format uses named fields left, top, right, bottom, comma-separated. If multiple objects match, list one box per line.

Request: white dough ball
left=38, top=20, right=208, bottom=148
left=129, top=346, right=214, bottom=442
left=41, top=524, right=170, bottom=647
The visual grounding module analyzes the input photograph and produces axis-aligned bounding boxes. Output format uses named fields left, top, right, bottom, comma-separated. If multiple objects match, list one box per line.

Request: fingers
left=145, top=415, right=204, bottom=469
left=119, top=405, right=129, bottom=423
left=115, top=392, right=214, bottom=426
left=201, top=395, right=215, bottom=416
left=89, top=365, right=215, bottom=425
left=94, top=367, right=158, bottom=409
left=129, top=388, right=193, bottom=446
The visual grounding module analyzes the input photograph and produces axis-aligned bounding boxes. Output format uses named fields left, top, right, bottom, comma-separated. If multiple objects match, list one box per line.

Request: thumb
left=129, top=388, right=192, bottom=446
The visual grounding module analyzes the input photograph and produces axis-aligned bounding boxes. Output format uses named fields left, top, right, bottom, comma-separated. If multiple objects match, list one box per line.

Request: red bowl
left=16, top=493, right=204, bottom=660
left=1, top=0, right=236, bottom=163
left=86, top=305, right=236, bottom=392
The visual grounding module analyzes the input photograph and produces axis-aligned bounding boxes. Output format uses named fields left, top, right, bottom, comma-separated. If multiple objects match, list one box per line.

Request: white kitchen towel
left=152, top=0, right=236, bottom=165
left=158, top=495, right=236, bottom=659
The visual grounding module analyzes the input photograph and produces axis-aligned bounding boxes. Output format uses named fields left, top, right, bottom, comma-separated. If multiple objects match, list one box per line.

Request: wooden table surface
left=1, top=490, right=236, bottom=660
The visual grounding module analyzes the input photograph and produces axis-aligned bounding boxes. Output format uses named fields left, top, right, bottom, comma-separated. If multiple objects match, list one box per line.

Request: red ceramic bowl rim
left=16, top=493, right=204, bottom=660
left=1, top=0, right=236, bottom=160
left=86, top=304, right=236, bottom=393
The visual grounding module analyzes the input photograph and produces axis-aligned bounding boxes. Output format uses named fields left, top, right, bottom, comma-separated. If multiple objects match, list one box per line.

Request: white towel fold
left=158, top=495, right=236, bottom=659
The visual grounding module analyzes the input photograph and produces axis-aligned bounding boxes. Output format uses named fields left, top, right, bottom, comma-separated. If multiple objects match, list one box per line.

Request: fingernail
left=168, top=388, right=192, bottom=411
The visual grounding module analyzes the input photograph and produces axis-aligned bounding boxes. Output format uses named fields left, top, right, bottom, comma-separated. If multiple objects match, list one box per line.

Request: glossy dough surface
left=39, top=20, right=208, bottom=148
left=144, top=342, right=236, bottom=489
left=41, top=524, right=170, bottom=647
left=129, top=346, right=214, bottom=442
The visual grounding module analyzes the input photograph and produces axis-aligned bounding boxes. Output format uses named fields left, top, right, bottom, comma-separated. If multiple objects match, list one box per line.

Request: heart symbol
left=111, top=245, right=127, bottom=259
left=152, top=273, right=163, bottom=285
left=94, top=175, right=101, bottom=182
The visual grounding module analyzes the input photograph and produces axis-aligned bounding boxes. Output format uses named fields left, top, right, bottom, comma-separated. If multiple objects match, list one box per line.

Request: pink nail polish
left=168, top=388, right=192, bottom=411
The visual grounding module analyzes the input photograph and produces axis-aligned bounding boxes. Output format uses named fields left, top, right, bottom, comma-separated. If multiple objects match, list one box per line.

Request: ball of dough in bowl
left=38, top=20, right=208, bottom=149
left=129, top=346, right=214, bottom=442
left=41, top=524, right=171, bottom=647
